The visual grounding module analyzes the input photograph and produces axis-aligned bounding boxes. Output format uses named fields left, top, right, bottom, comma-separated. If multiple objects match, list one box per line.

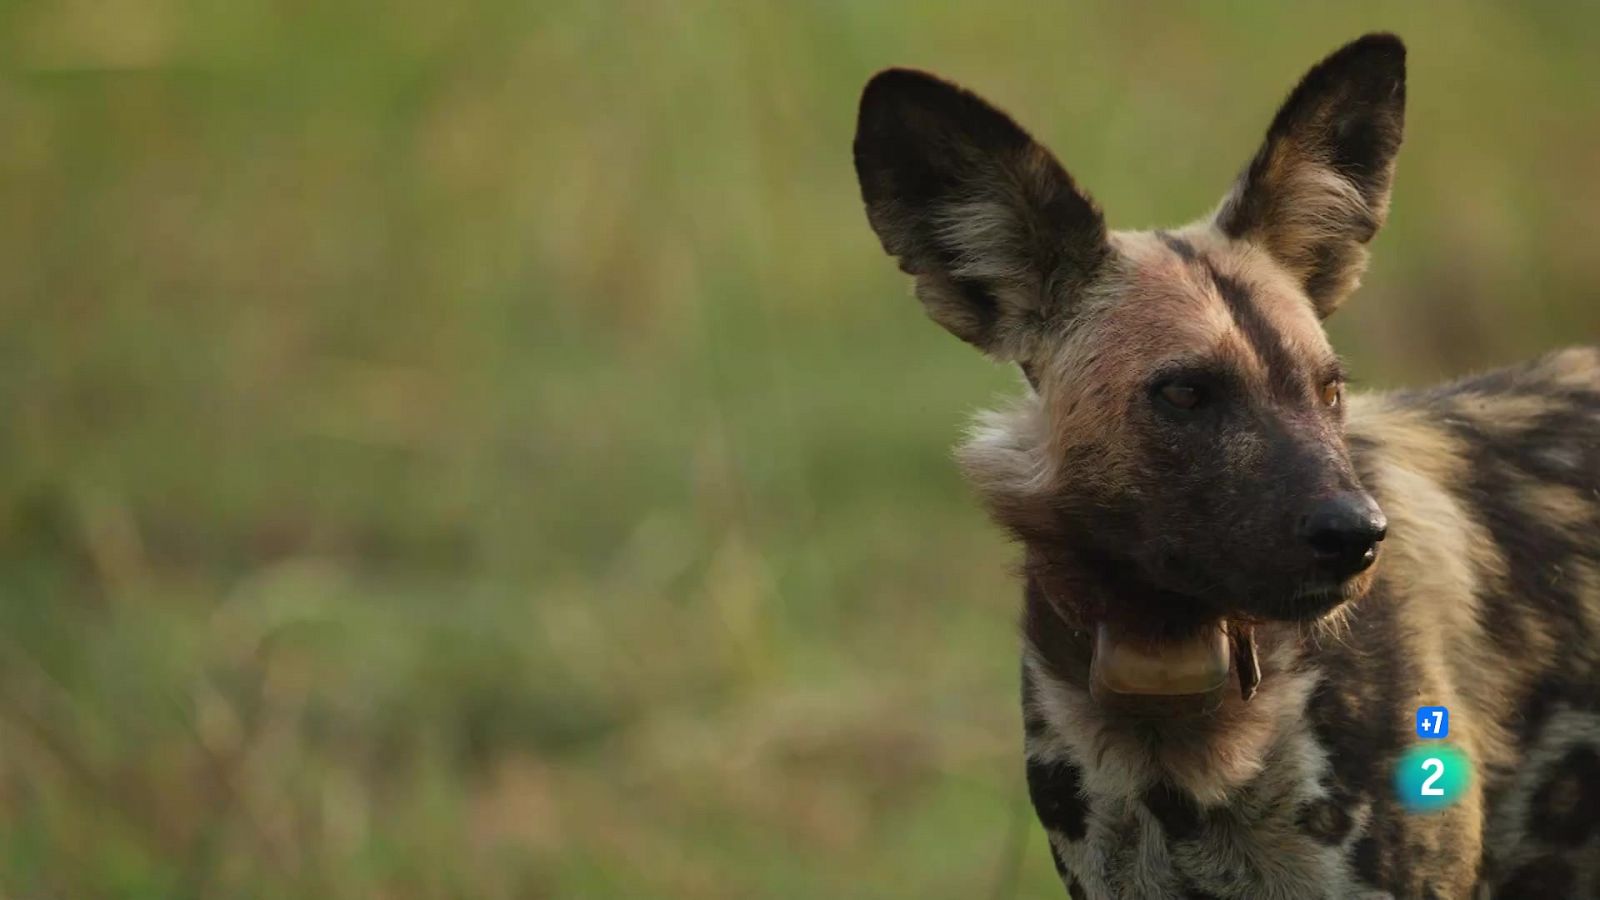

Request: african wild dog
left=853, top=33, right=1600, bottom=898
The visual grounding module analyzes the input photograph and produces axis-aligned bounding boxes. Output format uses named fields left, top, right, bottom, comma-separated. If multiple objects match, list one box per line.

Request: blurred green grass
left=1, top=2, right=1598, bottom=897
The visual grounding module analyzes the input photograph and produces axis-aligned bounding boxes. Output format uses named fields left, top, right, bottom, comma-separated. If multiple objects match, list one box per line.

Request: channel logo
left=1395, top=707, right=1469, bottom=812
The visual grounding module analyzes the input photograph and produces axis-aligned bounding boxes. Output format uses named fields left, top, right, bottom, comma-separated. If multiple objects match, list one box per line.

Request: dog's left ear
left=854, top=69, right=1109, bottom=361
left=1216, top=34, right=1406, bottom=318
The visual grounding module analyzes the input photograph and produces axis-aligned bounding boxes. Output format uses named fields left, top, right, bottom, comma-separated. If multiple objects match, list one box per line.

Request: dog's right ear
left=1215, top=34, right=1406, bottom=318
left=853, top=69, right=1109, bottom=361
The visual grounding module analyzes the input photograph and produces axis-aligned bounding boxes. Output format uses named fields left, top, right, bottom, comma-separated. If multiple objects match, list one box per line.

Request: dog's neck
left=1022, top=570, right=1321, bottom=806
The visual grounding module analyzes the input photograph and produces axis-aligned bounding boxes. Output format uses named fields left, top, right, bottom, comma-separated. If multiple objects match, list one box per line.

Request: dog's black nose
left=1299, top=493, right=1387, bottom=576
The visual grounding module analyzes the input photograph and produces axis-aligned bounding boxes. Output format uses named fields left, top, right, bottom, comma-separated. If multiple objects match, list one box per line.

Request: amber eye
left=1158, top=382, right=1204, bottom=411
left=1320, top=380, right=1343, bottom=409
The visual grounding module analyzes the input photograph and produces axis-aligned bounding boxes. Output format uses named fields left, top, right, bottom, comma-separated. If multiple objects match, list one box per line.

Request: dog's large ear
left=1216, top=34, right=1406, bottom=318
left=854, top=69, right=1109, bottom=360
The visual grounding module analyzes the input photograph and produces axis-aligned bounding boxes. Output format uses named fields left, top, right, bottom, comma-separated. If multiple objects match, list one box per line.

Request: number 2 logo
left=1395, top=746, right=1469, bottom=811
left=1420, top=758, right=1445, bottom=796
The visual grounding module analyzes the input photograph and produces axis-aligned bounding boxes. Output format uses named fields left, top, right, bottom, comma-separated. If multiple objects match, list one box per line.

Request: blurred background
left=2, top=2, right=1597, bottom=897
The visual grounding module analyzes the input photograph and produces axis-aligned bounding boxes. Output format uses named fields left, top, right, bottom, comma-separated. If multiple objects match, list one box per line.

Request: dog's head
left=854, top=35, right=1405, bottom=700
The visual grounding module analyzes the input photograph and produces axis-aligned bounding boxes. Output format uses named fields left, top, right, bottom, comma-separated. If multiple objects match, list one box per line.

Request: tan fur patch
left=1348, top=394, right=1526, bottom=779
left=1518, top=480, right=1595, bottom=532
left=1574, top=559, right=1600, bottom=667
left=1445, top=391, right=1557, bottom=436
left=1538, top=345, right=1600, bottom=389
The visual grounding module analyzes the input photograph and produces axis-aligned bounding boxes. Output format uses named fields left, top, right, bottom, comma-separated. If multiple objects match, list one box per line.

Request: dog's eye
left=1157, top=381, right=1206, bottom=411
left=1320, top=380, right=1343, bottom=409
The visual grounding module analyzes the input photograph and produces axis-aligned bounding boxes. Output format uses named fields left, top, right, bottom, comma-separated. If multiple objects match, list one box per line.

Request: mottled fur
left=854, top=33, right=1600, bottom=899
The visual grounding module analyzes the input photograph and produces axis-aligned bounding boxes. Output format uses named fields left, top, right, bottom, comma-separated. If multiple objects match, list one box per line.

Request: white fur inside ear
left=1213, top=147, right=1383, bottom=317
left=912, top=271, right=1048, bottom=363
left=935, top=194, right=1043, bottom=292
left=1270, top=161, right=1372, bottom=249
left=1217, top=150, right=1377, bottom=261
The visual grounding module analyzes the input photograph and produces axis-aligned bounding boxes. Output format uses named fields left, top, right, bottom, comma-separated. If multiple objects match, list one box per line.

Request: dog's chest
left=1022, top=651, right=1490, bottom=899
left=1029, top=714, right=1375, bottom=899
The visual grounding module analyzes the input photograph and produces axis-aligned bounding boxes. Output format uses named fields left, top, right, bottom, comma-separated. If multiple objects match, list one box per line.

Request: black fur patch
left=1528, top=745, right=1600, bottom=847
left=1019, top=361, right=1041, bottom=391
left=1142, top=781, right=1203, bottom=840
left=1310, top=683, right=1371, bottom=788
left=1345, top=431, right=1379, bottom=458
left=1513, top=675, right=1563, bottom=749
left=1021, top=568, right=1095, bottom=690
left=1496, top=855, right=1576, bottom=899
left=1309, top=621, right=1406, bottom=799
left=1300, top=242, right=1360, bottom=314
left=1296, top=790, right=1355, bottom=845
left=1156, top=231, right=1198, bottom=262
left=1067, top=876, right=1086, bottom=900
left=1029, top=757, right=1090, bottom=841
left=1351, top=834, right=1383, bottom=886
left=951, top=277, right=1002, bottom=346
left=1205, top=261, right=1307, bottom=398
left=1346, top=795, right=1412, bottom=891
left=1514, top=673, right=1600, bottom=749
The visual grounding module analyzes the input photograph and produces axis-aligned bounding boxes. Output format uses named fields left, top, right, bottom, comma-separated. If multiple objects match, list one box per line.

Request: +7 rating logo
left=1415, top=706, right=1449, bottom=739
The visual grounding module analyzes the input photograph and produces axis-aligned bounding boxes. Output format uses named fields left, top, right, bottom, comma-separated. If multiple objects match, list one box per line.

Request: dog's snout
left=1298, top=493, right=1387, bottom=576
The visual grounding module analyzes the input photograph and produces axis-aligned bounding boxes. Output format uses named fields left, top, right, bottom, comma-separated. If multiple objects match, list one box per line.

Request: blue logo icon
left=1415, top=706, right=1448, bottom=739
left=1394, top=745, right=1470, bottom=812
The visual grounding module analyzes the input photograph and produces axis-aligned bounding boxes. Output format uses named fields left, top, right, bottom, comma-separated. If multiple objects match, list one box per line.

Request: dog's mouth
left=1088, top=620, right=1260, bottom=716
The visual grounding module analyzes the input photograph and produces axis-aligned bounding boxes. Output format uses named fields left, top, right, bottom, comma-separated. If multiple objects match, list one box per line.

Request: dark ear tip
left=1349, top=32, right=1406, bottom=55
left=1284, top=33, right=1405, bottom=112
left=855, top=66, right=1034, bottom=163
left=859, top=67, right=959, bottom=117
left=863, top=67, right=945, bottom=91
left=1330, top=32, right=1407, bottom=73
